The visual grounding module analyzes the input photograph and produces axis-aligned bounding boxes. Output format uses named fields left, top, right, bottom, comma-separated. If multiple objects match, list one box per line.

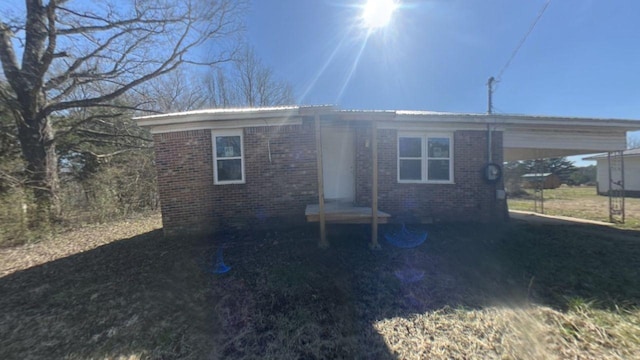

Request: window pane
left=399, top=137, right=422, bottom=157
left=428, top=138, right=450, bottom=158
left=399, top=159, right=422, bottom=180
left=428, top=159, right=450, bottom=181
left=217, top=159, right=242, bottom=181
left=216, top=136, right=241, bottom=158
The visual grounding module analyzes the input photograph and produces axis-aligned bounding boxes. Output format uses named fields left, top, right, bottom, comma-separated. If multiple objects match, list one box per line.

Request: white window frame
left=212, top=129, right=245, bottom=185
left=397, top=132, right=454, bottom=184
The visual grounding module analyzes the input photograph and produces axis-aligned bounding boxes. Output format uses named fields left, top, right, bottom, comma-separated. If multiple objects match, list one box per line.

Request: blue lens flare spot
left=384, top=224, right=427, bottom=248
left=212, top=247, right=231, bottom=274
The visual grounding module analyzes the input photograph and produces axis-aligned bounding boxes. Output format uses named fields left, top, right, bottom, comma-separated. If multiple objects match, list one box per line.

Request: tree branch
left=39, top=1, right=58, bottom=79
left=55, top=5, right=182, bottom=35
left=76, top=129, right=152, bottom=143
left=72, top=148, right=145, bottom=160
left=54, top=112, right=124, bottom=139
left=0, top=22, right=24, bottom=91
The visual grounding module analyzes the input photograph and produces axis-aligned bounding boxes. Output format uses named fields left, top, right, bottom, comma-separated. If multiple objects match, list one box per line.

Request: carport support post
left=370, top=121, right=381, bottom=250
left=315, top=114, right=328, bottom=248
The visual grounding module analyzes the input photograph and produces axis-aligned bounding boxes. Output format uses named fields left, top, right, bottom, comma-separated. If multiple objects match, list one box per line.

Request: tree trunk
left=16, top=109, right=60, bottom=226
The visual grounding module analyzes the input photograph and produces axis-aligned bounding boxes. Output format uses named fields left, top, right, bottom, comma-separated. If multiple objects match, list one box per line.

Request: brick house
left=136, top=106, right=639, bottom=244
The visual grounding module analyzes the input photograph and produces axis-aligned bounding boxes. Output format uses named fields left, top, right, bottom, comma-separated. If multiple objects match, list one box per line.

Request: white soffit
left=503, top=128, right=628, bottom=161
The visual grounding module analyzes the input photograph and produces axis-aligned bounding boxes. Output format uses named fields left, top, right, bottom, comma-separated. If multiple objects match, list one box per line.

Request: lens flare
left=361, top=0, right=398, bottom=30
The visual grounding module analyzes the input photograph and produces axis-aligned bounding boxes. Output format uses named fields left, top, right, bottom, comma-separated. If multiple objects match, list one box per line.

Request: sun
left=361, top=0, right=398, bottom=30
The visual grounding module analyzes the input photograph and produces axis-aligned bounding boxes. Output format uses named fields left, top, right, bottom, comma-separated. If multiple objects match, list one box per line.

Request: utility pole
left=487, top=76, right=495, bottom=114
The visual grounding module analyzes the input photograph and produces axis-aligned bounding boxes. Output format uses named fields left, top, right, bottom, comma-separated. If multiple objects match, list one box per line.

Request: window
left=398, top=133, right=453, bottom=183
left=212, top=130, right=245, bottom=184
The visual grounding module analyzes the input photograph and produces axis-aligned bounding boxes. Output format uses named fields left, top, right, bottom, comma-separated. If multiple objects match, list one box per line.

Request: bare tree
left=234, top=47, right=294, bottom=107
left=204, top=67, right=239, bottom=109
left=138, top=68, right=208, bottom=113
left=202, top=46, right=294, bottom=108
left=0, top=0, right=245, bottom=223
left=140, top=46, right=295, bottom=112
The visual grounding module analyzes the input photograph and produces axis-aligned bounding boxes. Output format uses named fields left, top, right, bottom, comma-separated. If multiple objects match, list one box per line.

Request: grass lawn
left=1, top=214, right=640, bottom=359
left=508, top=186, right=640, bottom=229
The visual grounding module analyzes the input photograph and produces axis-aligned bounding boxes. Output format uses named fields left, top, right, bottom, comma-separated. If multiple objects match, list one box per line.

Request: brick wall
left=154, top=121, right=318, bottom=237
left=355, top=127, right=506, bottom=222
left=154, top=122, right=506, bottom=236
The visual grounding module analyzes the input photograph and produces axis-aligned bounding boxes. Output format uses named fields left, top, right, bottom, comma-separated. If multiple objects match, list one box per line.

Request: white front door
left=321, top=126, right=356, bottom=202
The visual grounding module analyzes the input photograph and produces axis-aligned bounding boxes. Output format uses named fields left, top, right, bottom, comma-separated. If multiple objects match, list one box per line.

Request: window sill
left=214, top=180, right=245, bottom=185
left=398, top=180, right=455, bottom=185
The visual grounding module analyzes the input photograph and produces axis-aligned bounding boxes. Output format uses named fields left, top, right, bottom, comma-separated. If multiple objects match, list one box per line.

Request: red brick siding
left=154, top=130, right=215, bottom=235
left=355, top=127, right=506, bottom=222
left=154, top=122, right=318, bottom=236
left=154, top=122, right=506, bottom=236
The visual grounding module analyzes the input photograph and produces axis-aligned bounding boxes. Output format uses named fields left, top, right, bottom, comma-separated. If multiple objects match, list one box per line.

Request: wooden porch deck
left=305, top=203, right=391, bottom=224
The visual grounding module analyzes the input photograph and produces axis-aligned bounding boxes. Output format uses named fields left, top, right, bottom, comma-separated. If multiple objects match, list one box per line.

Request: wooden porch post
left=370, top=121, right=381, bottom=249
left=315, top=114, right=328, bottom=248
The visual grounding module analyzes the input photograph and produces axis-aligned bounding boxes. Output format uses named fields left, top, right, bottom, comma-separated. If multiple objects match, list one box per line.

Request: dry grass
left=376, top=305, right=640, bottom=359
left=508, top=186, right=640, bottom=229
left=1, top=217, right=639, bottom=359
left=0, top=213, right=162, bottom=277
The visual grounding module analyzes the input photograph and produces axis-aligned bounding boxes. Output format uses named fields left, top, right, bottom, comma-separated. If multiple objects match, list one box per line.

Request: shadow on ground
left=1, top=221, right=639, bottom=359
left=0, top=230, right=214, bottom=359
left=206, top=221, right=640, bottom=358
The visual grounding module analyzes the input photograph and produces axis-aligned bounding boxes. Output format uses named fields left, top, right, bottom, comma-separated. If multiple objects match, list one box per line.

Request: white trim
left=148, top=117, right=303, bottom=134
left=504, top=129, right=626, bottom=150
left=136, top=106, right=640, bottom=139
left=137, top=106, right=301, bottom=125
left=397, top=132, right=454, bottom=184
left=378, top=121, right=493, bottom=132
left=137, top=106, right=640, bottom=130
left=212, top=129, right=245, bottom=185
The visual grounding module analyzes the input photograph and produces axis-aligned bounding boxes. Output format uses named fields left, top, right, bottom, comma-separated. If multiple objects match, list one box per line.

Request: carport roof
left=583, top=148, right=640, bottom=160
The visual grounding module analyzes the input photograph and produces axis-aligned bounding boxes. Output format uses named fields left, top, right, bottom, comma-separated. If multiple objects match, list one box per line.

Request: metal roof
left=522, top=173, right=554, bottom=178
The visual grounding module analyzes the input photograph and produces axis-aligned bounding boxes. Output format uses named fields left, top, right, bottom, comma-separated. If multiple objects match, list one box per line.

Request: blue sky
left=245, top=0, right=640, bottom=165
left=246, top=0, right=640, bottom=117
left=2, top=1, right=638, bottom=164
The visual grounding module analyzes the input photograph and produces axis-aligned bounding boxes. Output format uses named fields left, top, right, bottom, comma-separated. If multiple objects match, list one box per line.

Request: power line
left=495, top=0, right=552, bottom=85
left=488, top=0, right=552, bottom=112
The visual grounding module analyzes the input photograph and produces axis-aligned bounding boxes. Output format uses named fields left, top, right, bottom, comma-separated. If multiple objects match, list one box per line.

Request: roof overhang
left=583, top=149, right=640, bottom=161
left=135, top=106, right=640, bottom=161
left=134, top=106, right=335, bottom=134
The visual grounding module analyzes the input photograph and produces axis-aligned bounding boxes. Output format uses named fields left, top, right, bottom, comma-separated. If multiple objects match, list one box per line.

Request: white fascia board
left=365, top=112, right=640, bottom=133
left=504, top=129, right=627, bottom=153
left=495, top=115, right=640, bottom=129
left=136, top=107, right=302, bottom=127
left=392, top=112, right=640, bottom=130
left=378, top=121, right=490, bottom=132
left=583, top=152, right=640, bottom=161
left=337, top=111, right=396, bottom=121
left=394, top=113, right=496, bottom=125
left=146, top=117, right=303, bottom=134
left=136, top=105, right=338, bottom=133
